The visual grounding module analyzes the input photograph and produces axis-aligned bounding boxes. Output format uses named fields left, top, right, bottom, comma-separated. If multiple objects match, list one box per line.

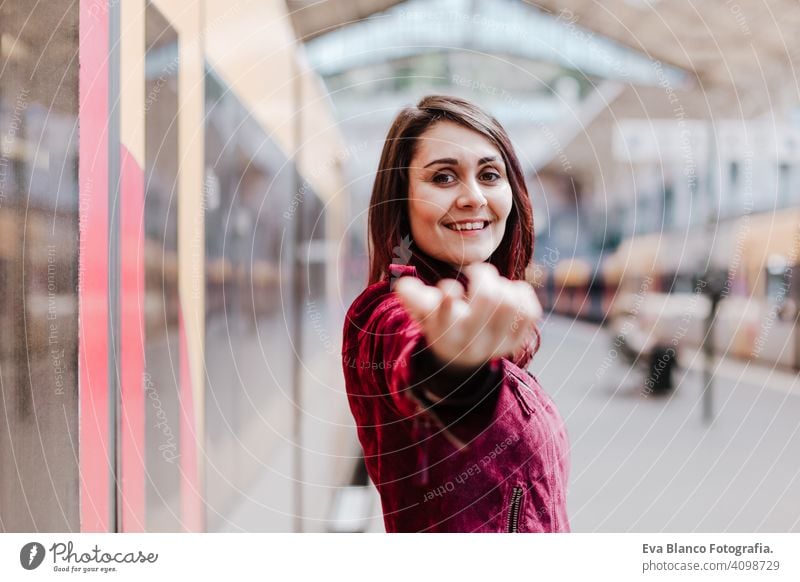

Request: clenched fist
left=394, top=263, right=542, bottom=370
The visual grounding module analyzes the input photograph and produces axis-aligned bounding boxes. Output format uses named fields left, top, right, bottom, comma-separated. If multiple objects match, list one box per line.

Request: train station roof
left=288, top=0, right=407, bottom=41
left=528, top=0, right=799, bottom=99
left=295, top=0, right=686, bottom=86
left=288, top=0, right=800, bottom=188
left=290, top=0, right=800, bottom=107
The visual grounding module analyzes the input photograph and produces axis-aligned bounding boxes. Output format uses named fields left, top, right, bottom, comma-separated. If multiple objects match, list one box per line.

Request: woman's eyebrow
left=423, top=155, right=498, bottom=168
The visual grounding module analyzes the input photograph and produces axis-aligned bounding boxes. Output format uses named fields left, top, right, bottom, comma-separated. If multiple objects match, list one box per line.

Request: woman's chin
left=442, top=249, right=493, bottom=269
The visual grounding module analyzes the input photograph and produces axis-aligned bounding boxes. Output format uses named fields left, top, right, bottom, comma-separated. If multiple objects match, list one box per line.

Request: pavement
left=535, top=315, right=800, bottom=532
left=213, top=305, right=361, bottom=533
left=222, top=313, right=800, bottom=532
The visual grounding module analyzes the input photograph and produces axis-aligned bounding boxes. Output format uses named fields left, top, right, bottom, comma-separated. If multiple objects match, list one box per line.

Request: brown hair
left=367, top=95, right=534, bottom=285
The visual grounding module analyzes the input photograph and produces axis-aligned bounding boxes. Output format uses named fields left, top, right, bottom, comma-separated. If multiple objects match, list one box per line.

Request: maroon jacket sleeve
left=345, top=283, right=503, bottom=434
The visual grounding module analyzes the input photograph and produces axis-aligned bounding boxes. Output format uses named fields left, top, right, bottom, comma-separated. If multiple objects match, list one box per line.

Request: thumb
left=394, top=276, right=442, bottom=323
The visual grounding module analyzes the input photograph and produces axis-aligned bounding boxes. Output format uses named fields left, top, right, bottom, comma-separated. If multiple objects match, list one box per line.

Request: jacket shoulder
left=344, top=265, right=418, bottom=331
left=344, top=279, right=392, bottom=329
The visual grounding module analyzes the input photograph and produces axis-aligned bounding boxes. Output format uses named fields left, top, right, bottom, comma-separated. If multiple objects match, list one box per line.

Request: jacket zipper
left=506, top=486, right=523, bottom=533
left=414, top=418, right=430, bottom=486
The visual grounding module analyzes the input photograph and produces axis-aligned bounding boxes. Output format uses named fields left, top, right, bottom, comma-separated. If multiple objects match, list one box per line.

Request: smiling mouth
left=443, top=220, right=490, bottom=232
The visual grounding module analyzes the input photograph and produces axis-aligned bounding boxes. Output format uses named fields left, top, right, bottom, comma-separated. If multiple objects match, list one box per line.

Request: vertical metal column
left=108, top=0, right=122, bottom=532
left=290, top=51, right=305, bottom=534
left=794, top=225, right=800, bottom=372
left=701, top=120, right=720, bottom=425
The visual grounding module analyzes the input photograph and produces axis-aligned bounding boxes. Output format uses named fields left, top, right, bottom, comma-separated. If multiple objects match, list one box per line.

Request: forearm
left=409, top=336, right=503, bottom=408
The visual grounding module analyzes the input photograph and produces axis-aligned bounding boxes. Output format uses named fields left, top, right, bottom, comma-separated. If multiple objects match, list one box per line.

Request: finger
left=514, top=281, right=543, bottom=322
left=468, top=279, right=527, bottom=358
left=435, top=278, right=469, bottom=327
left=483, top=280, right=520, bottom=345
left=505, top=285, right=541, bottom=353
left=394, top=276, right=442, bottom=322
left=508, top=301, right=536, bottom=348
left=463, top=263, right=500, bottom=304
left=436, top=278, right=466, bottom=301
left=502, top=284, right=537, bottom=336
left=463, top=264, right=501, bottom=335
left=529, top=288, right=543, bottom=322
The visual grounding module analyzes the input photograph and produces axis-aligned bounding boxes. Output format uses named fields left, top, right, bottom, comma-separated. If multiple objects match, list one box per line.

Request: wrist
left=419, top=342, right=486, bottom=376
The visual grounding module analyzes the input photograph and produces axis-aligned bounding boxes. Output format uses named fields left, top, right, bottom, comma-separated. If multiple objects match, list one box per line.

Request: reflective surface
left=0, top=1, right=80, bottom=531
left=143, top=2, right=182, bottom=531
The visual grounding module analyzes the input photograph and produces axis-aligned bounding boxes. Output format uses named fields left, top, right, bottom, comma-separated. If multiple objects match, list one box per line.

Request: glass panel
left=0, top=1, right=80, bottom=531
left=144, top=1, right=181, bottom=532
left=203, top=67, right=326, bottom=530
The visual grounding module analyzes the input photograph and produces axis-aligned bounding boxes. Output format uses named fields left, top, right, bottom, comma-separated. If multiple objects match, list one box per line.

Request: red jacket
left=342, top=256, right=570, bottom=533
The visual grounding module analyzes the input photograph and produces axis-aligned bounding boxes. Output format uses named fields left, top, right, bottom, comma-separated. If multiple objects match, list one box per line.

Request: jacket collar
left=387, top=241, right=469, bottom=287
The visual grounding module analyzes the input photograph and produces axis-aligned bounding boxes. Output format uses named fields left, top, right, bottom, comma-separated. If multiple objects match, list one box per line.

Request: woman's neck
left=405, top=242, right=470, bottom=286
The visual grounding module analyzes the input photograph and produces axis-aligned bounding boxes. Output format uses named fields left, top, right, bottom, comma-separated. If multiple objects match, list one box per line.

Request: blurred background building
left=1, top=0, right=798, bottom=533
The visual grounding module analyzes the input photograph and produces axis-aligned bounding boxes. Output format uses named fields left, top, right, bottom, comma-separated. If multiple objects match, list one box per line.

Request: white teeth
left=447, top=221, right=486, bottom=231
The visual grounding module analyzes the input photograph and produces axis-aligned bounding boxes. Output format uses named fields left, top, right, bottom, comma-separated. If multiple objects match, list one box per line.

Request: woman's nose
left=455, top=178, right=487, bottom=208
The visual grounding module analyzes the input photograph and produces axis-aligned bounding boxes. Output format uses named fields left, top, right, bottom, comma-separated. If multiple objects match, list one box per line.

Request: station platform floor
left=223, top=314, right=800, bottom=533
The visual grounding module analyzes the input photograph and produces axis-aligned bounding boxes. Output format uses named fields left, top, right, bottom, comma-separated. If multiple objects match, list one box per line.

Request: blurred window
left=0, top=0, right=80, bottom=530
left=765, top=255, right=791, bottom=313
left=778, top=162, right=791, bottom=208
left=143, top=1, right=181, bottom=531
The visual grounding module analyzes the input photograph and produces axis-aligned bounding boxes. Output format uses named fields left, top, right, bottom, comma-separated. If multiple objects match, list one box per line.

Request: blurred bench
left=612, top=317, right=678, bottom=395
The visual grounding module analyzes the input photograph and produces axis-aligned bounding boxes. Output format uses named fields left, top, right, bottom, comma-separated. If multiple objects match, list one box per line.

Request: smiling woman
left=407, top=121, right=513, bottom=268
left=342, top=95, right=571, bottom=533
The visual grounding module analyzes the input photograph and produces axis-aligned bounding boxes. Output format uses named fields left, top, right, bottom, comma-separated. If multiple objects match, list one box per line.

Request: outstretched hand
left=393, top=263, right=542, bottom=370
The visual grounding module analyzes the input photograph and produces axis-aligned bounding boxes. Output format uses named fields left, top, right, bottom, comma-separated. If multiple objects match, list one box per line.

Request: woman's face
left=407, top=121, right=513, bottom=269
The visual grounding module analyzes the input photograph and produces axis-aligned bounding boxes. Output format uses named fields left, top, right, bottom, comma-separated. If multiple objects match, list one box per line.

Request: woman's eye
left=432, top=173, right=455, bottom=184
left=481, top=171, right=500, bottom=182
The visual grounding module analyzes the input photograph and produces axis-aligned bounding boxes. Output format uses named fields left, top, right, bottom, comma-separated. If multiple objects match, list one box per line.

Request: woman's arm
left=346, top=289, right=498, bottom=418
left=344, top=263, right=540, bottom=422
left=394, top=263, right=541, bottom=369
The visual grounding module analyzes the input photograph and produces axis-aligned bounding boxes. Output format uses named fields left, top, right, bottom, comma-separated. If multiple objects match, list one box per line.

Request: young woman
left=341, top=95, right=570, bottom=533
